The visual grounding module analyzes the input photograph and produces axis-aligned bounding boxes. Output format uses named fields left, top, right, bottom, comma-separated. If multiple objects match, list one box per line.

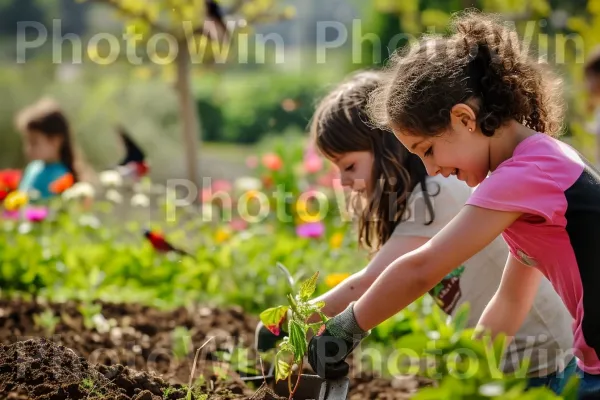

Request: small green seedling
left=33, top=309, right=59, bottom=336
left=259, top=269, right=327, bottom=399
left=172, top=326, right=193, bottom=361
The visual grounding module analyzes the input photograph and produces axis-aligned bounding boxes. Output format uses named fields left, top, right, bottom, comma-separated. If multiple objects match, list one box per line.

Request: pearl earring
left=468, top=128, right=473, bottom=132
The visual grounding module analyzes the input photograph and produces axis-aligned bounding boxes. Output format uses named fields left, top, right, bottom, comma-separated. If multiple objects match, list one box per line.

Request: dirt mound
left=0, top=338, right=257, bottom=400
left=0, top=299, right=257, bottom=384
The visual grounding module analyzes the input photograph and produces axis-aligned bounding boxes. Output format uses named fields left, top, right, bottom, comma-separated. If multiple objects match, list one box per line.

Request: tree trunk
left=175, top=41, right=202, bottom=197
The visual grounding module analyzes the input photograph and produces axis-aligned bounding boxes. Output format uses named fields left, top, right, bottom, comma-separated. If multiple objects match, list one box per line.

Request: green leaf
left=311, top=300, right=326, bottom=310
left=299, top=271, right=319, bottom=301
left=275, top=351, right=293, bottom=382
left=308, top=322, right=324, bottom=335
left=395, top=332, right=430, bottom=355
left=259, top=306, right=288, bottom=336
left=451, top=302, right=470, bottom=333
left=289, top=320, right=307, bottom=362
left=560, top=373, right=581, bottom=400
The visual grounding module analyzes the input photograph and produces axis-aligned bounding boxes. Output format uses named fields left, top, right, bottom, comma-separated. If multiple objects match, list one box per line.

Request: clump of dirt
left=0, top=338, right=262, bottom=400
left=0, top=299, right=258, bottom=384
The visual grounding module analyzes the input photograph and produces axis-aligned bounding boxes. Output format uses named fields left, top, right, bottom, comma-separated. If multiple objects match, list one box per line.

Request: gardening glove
left=307, top=302, right=369, bottom=380
left=255, top=320, right=288, bottom=352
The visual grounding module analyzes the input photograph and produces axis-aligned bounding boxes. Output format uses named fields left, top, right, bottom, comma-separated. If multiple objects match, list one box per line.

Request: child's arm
left=352, top=205, right=522, bottom=331
left=308, top=235, right=429, bottom=322
left=475, top=253, right=543, bottom=341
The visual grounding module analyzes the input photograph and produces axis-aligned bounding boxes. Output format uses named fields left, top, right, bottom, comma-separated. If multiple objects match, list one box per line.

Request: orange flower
left=50, top=173, right=74, bottom=194
left=261, top=153, right=283, bottom=171
left=325, top=273, right=350, bottom=288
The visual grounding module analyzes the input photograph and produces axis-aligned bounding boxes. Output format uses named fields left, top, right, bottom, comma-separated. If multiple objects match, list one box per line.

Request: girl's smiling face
left=392, top=104, right=492, bottom=188
left=327, top=151, right=374, bottom=197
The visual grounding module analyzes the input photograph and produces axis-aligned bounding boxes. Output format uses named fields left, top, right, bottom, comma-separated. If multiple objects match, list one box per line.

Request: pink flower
left=212, top=180, right=232, bottom=192
left=2, top=210, right=19, bottom=220
left=246, top=156, right=259, bottom=169
left=201, top=188, right=213, bottom=203
left=25, top=207, right=48, bottom=222
left=296, top=222, right=325, bottom=239
left=304, top=155, right=323, bottom=174
left=2, top=206, right=48, bottom=222
left=303, top=144, right=323, bottom=174
left=200, top=188, right=232, bottom=208
left=230, top=218, right=248, bottom=231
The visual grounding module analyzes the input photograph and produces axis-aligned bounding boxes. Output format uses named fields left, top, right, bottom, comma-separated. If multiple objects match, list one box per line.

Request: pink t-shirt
left=467, top=133, right=600, bottom=374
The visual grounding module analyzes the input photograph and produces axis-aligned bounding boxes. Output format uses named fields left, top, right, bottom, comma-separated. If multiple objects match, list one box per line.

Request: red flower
left=0, top=169, right=21, bottom=191
left=261, top=153, right=283, bottom=171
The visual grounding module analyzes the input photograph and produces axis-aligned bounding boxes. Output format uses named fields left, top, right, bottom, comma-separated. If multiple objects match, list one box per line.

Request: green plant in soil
left=33, top=309, right=59, bottom=336
left=259, top=269, right=327, bottom=400
left=172, top=326, right=193, bottom=361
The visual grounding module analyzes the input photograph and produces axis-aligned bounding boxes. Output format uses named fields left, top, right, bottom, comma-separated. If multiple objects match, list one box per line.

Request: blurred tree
left=0, top=0, right=46, bottom=36
left=562, top=0, right=600, bottom=161
left=79, top=0, right=293, bottom=190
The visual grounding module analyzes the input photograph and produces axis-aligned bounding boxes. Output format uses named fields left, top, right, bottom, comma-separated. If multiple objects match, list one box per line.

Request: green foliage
left=33, top=309, right=59, bottom=336
left=195, top=72, right=331, bottom=144
left=361, top=303, right=577, bottom=399
left=259, top=270, right=327, bottom=395
left=172, top=326, right=193, bottom=361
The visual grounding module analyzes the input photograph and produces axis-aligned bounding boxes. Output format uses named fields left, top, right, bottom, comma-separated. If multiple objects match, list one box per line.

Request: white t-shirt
left=392, top=175, right=574, bottom=376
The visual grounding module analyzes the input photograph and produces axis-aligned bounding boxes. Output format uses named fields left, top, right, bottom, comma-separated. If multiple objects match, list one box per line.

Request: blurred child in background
left=14, top=98, right=78, bottom=200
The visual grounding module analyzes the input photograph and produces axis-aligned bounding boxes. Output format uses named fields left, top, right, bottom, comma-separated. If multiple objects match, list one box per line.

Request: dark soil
left=0, top=299, right=257, bottom=385
left=0, top=338, right=255, bottom=399
left=0, top=299, right=426, bottom=399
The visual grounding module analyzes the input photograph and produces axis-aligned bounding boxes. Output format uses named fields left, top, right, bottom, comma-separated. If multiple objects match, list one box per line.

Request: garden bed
left=0, top=299, right=425, bottom=399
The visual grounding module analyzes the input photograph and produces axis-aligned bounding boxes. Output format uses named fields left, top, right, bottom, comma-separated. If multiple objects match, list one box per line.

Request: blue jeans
left=527, top=357, right=578, bottom=395
left=575, top=366, right=600, bottom=399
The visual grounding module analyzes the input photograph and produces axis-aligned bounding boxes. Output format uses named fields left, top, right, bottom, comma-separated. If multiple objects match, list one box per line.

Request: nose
left=423, top=159, right=440, bottom=177
left=340, top=173, right=353, bottom=189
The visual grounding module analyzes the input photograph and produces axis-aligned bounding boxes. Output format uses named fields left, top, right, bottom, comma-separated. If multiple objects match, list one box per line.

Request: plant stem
left=288, top=360, right=303, bottom=400
left=186, top=337, right=214, bottom=400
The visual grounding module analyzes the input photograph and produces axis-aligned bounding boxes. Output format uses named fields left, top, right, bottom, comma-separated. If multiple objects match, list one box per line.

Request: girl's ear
left=450, top=103, right=477, bottom=132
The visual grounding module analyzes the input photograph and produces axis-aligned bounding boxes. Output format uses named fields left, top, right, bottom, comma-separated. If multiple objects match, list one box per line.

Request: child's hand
left=307, top=302, right=369, bottom=379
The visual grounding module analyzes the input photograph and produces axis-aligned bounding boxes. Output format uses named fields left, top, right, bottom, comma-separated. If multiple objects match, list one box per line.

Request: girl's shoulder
left=421, top=174, right=472, bottom=208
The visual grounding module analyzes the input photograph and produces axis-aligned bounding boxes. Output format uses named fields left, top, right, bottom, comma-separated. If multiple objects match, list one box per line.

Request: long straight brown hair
left=16, top=98, right=79, bottom=181
left=310, top=70, right=435, bottom=253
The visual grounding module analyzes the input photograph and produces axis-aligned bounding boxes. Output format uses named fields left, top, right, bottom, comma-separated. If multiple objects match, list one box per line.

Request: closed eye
left=424, top=147, right=433, bottom=157
left=345, top=164, right=354, bottom=172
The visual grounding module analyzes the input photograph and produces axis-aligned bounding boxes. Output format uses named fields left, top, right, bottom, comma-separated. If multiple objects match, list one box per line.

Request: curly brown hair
left=367, top=10, right=565, bottom=138
left=310, top=70, right=435, bottom=253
